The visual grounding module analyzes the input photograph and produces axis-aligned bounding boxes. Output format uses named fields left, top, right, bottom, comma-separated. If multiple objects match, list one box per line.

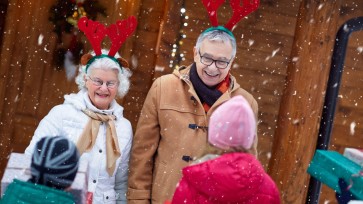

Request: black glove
left=336, top=178, right=356, bottom=204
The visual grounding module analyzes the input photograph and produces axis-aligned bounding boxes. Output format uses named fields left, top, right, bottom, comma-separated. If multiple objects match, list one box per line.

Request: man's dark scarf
left=189, top=63, right=230, bottom=112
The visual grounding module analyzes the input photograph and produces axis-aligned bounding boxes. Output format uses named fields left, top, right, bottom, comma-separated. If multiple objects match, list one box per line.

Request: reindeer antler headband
left=201, top=0, right=259, bottom=38
left=77, top=16, right=137, bottom=73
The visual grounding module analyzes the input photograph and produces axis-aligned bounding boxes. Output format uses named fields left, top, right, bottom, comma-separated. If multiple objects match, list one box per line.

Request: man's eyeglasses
left=198, top=50, right=232, bottom=69
left=87, top=76, right=118, bottom=89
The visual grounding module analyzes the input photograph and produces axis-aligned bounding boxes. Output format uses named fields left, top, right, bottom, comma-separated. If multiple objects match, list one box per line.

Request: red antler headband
left=77, top=16, right=137, bottom=73
left=201, top=0, right=259, bottom=38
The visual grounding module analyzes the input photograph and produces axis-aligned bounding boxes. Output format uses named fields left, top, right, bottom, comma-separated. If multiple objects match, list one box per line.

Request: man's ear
left=193, top=47, right=198, bottom=62
left=229, top=57, right=235, bottom=66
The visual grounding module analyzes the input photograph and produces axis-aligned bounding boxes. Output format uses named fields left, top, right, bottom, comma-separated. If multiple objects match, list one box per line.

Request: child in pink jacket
left=171, top=96, right=280, bottom=204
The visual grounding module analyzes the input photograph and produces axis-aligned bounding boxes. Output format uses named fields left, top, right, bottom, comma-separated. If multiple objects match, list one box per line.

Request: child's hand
left=335, top=178, right=356, bottom=204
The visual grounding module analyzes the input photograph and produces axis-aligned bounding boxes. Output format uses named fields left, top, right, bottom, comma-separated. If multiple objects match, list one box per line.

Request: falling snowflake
left=350, top=122, right=356, bottom=135
left=155, top=65, right=165, bottom=72
left=248, top=39, right=254, bottom=47
left=38, top=34, right=44, bottom=45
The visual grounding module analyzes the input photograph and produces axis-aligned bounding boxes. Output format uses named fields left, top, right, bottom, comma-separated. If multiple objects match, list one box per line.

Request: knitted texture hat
left=29, top=136, right=80, bottom=190
left=208, top=95, right=256, bottom=150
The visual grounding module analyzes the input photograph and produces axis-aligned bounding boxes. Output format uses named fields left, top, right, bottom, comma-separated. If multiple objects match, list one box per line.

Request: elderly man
left=127, top=25, right=259, bottom=203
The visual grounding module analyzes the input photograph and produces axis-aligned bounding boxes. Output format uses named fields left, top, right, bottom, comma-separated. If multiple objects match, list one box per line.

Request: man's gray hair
left=195, top=30, right=237, bottom=58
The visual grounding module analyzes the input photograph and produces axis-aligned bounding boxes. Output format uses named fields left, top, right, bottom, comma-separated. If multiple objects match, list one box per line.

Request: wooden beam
left=268, top=0, right=342, bottom=203
left=0, top=0, right=57, bottom=179
left=121, top=0, right=168, bottom=128
left=153, top=0, right=183, bottom=78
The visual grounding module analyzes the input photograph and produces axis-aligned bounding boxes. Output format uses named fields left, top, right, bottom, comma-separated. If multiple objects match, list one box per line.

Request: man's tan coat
left=127, top=65, right=258, bottom=204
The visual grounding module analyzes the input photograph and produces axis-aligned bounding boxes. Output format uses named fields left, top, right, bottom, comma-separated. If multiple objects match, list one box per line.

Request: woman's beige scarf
left=77, top=109, right=121, bottom=176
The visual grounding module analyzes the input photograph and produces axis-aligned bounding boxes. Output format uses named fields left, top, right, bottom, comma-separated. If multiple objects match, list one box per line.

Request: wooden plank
left=268, top=1, right=342, bottom=203
left=235, top=68, right=286, bottom=94
left=122, top=0, right=167, bottom=129
left=0, top=0, right=8, bottom=48
left=347, top=32, right=363, bottom=48
left=336, top=88, right=363, bottom=110
left=235, top=48, right=290, bottom=75
left=339, top=1, right=363, bottom=25
left=342, top=46, right=363, bottom=67
left=253, top=93, right=283, bottom=116
left=153, top=0, right=183, bottom=78
left=258, top=0, right=301, bottom=17
left=123, top=90, right=150, bottom=127
left=0, top=0, right=36, bottom=165
left=334, top=105, right=363, bottom=126
left=12, top=114, right=38, bottom=145
left=235, top=29, right=295, bottom=55
left=250, top=11, right=297, bottom=36
left=259, top=112, right=279, bottom=130
left=331, top=124, right=363, bottom=148
left=17, top=0, right=57, bottom=116
left=256, top=133, right=274, bottom=169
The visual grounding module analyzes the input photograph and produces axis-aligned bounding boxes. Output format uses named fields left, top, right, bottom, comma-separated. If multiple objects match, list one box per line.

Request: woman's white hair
left=75, top=49, right=132, bottom=98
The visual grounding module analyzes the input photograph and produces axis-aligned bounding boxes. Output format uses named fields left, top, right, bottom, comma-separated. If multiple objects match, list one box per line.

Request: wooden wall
left=0, top=0, right=8, bottom=47
left=0, top=0, right=362, bottom=203
left=320, top=1, right=363, bottom=203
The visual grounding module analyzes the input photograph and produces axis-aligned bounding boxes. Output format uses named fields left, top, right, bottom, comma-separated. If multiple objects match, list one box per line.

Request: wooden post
left=121, top=0, right=184, bottom=130
left=153, top=0, right=183, bottom=79
left=268, top=1, right=342, bottom=203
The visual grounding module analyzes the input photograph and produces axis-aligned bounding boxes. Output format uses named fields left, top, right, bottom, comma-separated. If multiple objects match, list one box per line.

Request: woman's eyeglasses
left=87, top=76, right=118, bottom=89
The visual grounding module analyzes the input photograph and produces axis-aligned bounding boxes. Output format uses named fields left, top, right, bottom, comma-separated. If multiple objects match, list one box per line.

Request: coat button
left=93, top=180, right=96, bottom=183
left=99, top=149, right=102, bottom=153
left=106, top=196, right=109, bottom=199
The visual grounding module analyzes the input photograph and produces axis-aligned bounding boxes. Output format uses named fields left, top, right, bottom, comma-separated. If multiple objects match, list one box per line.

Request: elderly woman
left=25, top=49, right=133, bottom=203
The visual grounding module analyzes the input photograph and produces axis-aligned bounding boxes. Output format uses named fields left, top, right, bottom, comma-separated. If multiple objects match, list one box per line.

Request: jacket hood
left=181, top=153, right=276, bottom=202
left=63, top=90, right=124, bottom=117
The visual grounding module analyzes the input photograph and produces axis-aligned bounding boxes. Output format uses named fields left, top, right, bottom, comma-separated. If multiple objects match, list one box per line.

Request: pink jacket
left=171, top=153, right=280, bottom=204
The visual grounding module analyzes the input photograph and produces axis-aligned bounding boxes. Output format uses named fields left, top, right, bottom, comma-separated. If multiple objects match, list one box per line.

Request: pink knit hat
left=208, top=95, right=256, bottom=150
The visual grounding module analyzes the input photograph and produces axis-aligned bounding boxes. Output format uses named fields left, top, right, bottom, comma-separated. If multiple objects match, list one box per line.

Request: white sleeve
left=115, top=126, right=133, bottom=204
left=24, top=106, right=64, bottom=156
